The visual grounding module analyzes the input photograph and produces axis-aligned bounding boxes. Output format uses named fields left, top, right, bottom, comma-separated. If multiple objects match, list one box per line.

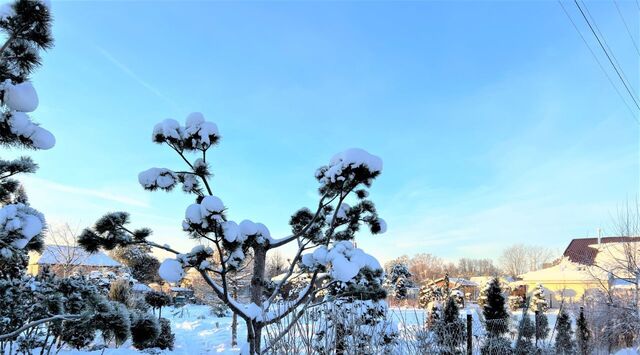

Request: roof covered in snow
left=563, top=236, right=640, bottom=265
left=34, top=245, right=121, bottom=267
left=519, top=257, right=594, bottom=282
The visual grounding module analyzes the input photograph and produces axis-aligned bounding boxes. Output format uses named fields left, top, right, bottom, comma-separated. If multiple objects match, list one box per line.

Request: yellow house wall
left=521, top=280, right=601, bottom=307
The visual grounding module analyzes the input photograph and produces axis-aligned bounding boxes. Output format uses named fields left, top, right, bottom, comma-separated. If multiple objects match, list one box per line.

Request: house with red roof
left=518, top=236, right=640, bottom=307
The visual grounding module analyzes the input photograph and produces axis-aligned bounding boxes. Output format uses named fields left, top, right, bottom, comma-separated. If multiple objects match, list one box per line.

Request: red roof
left=563, top=237, right=640, bottom=265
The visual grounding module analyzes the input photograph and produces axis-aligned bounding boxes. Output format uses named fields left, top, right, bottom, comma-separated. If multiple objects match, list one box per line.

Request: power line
left=612, top=0, right=640, bottom=57
left=574, top=0, right=640, bottom=111
left=579, top=0, right=639, bottom=96
left=557, top=0, right=639, bottom=122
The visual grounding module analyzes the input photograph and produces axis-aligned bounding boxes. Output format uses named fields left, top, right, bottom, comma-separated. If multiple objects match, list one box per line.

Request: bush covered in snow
left=130, top=310, right=160, bottom=350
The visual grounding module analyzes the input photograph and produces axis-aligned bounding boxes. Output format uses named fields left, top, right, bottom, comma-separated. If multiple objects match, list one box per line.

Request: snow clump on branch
left=152, top=112, right=220, bottom=151
left=301, top=240, right=382, bottom=282
left=0, top=203, right=45, bottom=249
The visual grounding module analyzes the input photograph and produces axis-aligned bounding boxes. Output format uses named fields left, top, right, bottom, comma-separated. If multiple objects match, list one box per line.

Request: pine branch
left=0, top=315, right=82, bottom=341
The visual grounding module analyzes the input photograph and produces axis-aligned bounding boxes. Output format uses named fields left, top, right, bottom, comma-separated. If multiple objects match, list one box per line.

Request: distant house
left=427, top=277, right=479, bottom=301
left=518, top=236, right=640, bottom=307
left=28, top=245, right=122, bottom=277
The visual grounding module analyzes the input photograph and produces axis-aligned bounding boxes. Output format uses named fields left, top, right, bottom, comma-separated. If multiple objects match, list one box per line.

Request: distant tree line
left=385, top=243, right=557, bottom=285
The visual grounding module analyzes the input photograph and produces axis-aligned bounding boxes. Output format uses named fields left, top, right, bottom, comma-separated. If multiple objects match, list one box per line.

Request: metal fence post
left=534, top=310, right=539, bottom=346
left=467, top=313, right=472, bottom=355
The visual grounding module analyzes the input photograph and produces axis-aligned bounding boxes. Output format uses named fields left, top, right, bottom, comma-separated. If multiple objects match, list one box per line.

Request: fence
left=262, top=303, right=636, bottom=354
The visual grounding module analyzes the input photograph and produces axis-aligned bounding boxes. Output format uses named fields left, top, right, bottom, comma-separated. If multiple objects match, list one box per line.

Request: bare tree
left=265, top=250, right=287, bottom=280
left=456, top=258, right=500, bottom=278
left=407, top=253, right=448, bottom=284
left=44, top=223, right=83, bottom=277
left=500, top=244, right=530, bottom=278
left=500, top=244, right=556, bottom=278
left=525, top=246, right=555, bottom=272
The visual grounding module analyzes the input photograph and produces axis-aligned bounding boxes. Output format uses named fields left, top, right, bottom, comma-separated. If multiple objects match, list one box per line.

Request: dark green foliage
left=483, top=277, right=509, bottom=337
left=514, top=314, right=535, bottom=355
left=111, top=245, right=161, bottom=284
left=145, top=290, right=172, bottom=317
left=387, top=261, right=414, bottom=301
left=56, top=275, right=103, bottom=349
left=60, top=315, right=97, bottom=349
left=555, top=310, right=575, bottom=355
left=434, top=297, right=466, bottom=354
left=330, top=267, right=387, bottom=301
left=0, top=0, right=53, bottom=81
left=152, top=317, right=175, bottom=350
left=576, top=308, right=590, bottom=355
left=78, top=212, right=155, bottom=256
left=130, top=310, right=160, bottom=349
left=535, top=311, right=550, bottom=343
left=94, top=300, right=131, bottom=347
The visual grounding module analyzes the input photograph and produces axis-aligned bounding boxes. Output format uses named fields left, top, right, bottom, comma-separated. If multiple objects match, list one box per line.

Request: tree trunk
left=232, top=286, right=238, bottom=346
left=249, top=246, right=267, bottom=353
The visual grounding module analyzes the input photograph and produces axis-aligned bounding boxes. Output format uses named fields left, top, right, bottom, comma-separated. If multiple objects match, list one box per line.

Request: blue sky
left=10, top=1, right=639, bottom=263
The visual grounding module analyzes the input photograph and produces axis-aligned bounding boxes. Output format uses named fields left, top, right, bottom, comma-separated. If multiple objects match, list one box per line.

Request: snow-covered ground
left=53, top=304, right=639, bottom=354
left=58, top=305, right=245, bottom=354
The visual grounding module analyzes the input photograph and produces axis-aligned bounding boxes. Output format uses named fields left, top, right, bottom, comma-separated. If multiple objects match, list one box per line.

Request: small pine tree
left=483, top=277, right=509, bottom=337
left=145, top=290, right=172, bottom=318
left=531, top=284, right=548, bottom=312
left=481, top=277, right=511, bottom=355
left=130, top=310, right=160, bottom=349
left=418, top=284, right=444, bottom=309
left=477, top=281, right=490, bottom=309
left=152, top=317, right=175, bottom=350
left=94, top=300, right=131, bottom=347
left=514, top=314, right=535, bottom=355
left=576, top=307, right=590, bottom=355
left=394, top=276, right=409, bottom=300
left=434, top=296, right=466, bottom=355
left=555, top=310, right=576, bottom=355
left=535, top=311, right=550, bottom=344
left=386, top=261, right=413, bottom=301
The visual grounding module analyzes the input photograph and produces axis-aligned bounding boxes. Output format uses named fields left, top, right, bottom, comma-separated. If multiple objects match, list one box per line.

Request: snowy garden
left=1, top=0, right=640, bottom=354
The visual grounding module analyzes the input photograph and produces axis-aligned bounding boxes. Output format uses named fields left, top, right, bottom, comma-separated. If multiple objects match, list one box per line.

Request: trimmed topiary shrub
left=130, top=310, right=160, bottom=349
left=145, top=290, right=172, bottom=318
left=152, top=317, right=175, bottom=350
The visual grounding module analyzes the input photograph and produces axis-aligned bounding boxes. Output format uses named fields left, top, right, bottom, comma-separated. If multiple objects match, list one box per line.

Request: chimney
left=597, top=228, right=602, bottom=244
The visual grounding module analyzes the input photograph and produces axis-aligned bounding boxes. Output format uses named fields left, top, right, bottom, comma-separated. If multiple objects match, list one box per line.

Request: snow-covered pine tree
left=0, top=0, right=54, bottom=276
left=433, top=296, right=466, bottom=355
left=311, top=266, right=396, bottom=354
left=531, top=283, right=548, bottom=312
left=483, top=277, right=508, bottom=336
left=386, top=261, right=413, bottom=301
left=534, top=309, right=549, bottom=345
left=0, top=0, right=54, bottom=151
left=0, top=1, right=60, bottom=351
left=555, top=310, right=576, bottom=355
left=477, top=280, right=490, bottom=309
left=481, top=277, right=511, bottom=355
left=576, top=307, right=590, bottom=355
left=110, top=245, right=161, bottom=284
left=77, top=113, right=389, bottom=354
left=514, top=313, right=535, bottom=355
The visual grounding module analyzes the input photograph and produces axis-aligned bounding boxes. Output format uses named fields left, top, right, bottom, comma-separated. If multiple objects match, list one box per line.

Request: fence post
left=534, top=310, right=539, bottom=346
left=467, top=313, right=472, bottom=355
